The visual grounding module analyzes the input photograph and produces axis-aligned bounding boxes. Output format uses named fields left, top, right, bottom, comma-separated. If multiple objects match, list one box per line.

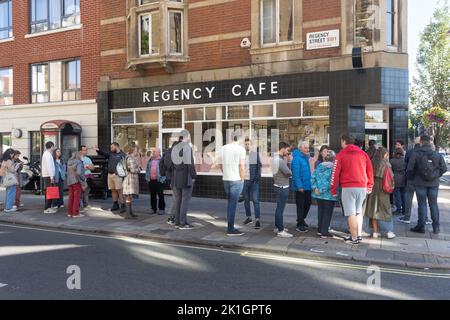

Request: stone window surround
left=126, top=0, right=189, bottom=72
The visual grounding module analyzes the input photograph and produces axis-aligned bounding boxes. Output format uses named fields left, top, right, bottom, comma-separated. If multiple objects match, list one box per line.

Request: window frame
left=167, top=10, right=184, bottom=55
left=31, top=63, right=50, bottom=104
left=260, top=0, right=294, bottom=47
left=138, top=12, right=160, bottom=57
left=30, top=0, right=80, bottom=34
left=62, top=58, right=81, bottom=101
left=0, top=67, right=13, bottom=105
left=386, top=0, right=395, bottom=47
left=0, top=0, right=12, bottom=39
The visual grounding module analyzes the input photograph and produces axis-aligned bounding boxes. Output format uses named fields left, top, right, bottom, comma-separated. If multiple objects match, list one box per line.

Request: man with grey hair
left=291, top=140, right=312, bottom=233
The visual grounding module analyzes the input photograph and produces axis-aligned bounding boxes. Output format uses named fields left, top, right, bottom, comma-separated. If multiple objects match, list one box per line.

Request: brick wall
left=303, top=0, right=341, bottom=22
left=0, top=0, right=101, bottom=105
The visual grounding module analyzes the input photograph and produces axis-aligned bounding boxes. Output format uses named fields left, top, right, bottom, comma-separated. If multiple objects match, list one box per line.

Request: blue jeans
left=243, top=180, right=261, bottom=219
left=274, top=186, right=290, bottom=232
left=393, top=187, right=406, bottom=214
left=5, top=185, right=17, bottom=210
left=415, top=186, right=440, bottom=230
left=223, top=181, right=244, bottom=233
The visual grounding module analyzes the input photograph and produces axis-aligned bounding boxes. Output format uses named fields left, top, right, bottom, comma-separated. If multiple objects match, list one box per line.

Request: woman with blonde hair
left=122, top=145, right=140, bottom=219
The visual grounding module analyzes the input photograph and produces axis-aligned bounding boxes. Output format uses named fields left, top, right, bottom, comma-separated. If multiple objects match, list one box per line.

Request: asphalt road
left=0, top=223, right=449, bottom=300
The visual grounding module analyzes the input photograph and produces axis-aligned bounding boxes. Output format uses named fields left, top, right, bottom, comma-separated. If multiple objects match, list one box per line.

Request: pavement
left=2, top=223, right=450, bottom=299
left=1, top=180, right=450, bottom=271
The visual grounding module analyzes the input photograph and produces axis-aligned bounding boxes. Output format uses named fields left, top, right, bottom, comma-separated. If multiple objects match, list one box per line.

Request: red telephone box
left=40, top=120, right=82, bottom=161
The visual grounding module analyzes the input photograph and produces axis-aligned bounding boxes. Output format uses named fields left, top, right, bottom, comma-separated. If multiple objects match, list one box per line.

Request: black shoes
left=123, top=203, right=136, bottom=219
left=227, top=230, right=245, bottom=237
left=120, top=203, right=126, bottom=213
left=111, top=202, right=119, bottom=211
left=255, top=220, right=261, bottom=229
left=243, top=218, right=252, bottom=225
left=410, top=226, right=426, bottom=234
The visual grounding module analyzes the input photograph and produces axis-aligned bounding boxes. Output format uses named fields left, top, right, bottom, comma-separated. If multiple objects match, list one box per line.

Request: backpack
left=382, top=166, right=395, bottom=194
left=116, top=156, right=128, bottom=178
left=417, top=152, right=440, bottom=182
left=160, top=149, right=173, bottom=179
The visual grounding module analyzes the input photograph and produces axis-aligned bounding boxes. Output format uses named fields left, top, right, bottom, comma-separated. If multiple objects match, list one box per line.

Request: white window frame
left=260, top=0, right=294, bottom=47
left=138, top=12, right=159, bottom=57
left=167, top=10, right=184, bottom=56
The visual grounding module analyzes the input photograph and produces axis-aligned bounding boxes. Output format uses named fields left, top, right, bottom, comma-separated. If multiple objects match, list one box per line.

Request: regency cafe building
left=97, top=0, right=409, bottom=201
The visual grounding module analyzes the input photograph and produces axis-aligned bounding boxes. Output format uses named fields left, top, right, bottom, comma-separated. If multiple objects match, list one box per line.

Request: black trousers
left=317, top=199, right=335, bottom=235
left=295, top=190, right=312, bottom=226
left=149, top=180, right=165, bottom=211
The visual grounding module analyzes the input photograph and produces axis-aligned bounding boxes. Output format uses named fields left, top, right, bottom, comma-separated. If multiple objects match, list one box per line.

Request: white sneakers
left=4, top=206, right=17, bottom=213
left=273, top=228, right=288, bottom=234
left=277, top=230, right=294, bottom=238
left=372, top=233, right=380, bottom=239
left=386, top=232, right=396, bottom=239
left=43, top=208, right=57, bottom=214
left=361, top=231, right=371, bottom=238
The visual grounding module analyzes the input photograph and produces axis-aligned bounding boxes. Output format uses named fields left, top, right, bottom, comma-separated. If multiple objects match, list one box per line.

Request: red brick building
left=0, top=0, right=100, bottom=160
left=97, top=0, right=409, bottom=200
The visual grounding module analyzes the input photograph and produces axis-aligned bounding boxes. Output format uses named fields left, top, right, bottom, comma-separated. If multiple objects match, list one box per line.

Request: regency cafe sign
left=143, top=81, right=279, bottom=104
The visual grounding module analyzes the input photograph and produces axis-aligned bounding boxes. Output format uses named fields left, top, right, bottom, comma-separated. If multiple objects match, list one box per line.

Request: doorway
left=365, top=129, right=388, bottom=149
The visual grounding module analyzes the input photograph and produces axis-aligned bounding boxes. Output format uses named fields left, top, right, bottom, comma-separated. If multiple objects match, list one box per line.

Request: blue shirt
left=82, top=156, right=94, bottom=175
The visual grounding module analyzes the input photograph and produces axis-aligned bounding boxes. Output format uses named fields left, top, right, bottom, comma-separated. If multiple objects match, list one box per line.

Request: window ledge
left=25, top=24, right=83, bottom=39
left=0, top=36, right=14, bottom=44
left=250, top=43, right=305, bottom=55
left=127, top=55, right=190, bottom=72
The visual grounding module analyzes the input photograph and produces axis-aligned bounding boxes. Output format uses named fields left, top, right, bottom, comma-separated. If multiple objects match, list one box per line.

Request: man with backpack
left=94, top=142, right=127, bottom=213
left=407, top=135, right=447, bottom=234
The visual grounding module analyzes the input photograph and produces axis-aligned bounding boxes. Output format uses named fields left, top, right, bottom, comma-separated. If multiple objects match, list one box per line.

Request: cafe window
left=136, top=110, right=159, bottom=123
left=355, top=0, right=375, bottom=48
left=0, top=67, right=13, bottom=106
left=261, top=0, right=293, bottom=46
left=252, top=104, right=274, bottom=118
left=162, top=110, right=182, bottom=129
left=30, top=0, right=80, bottom=34
left=276, top=101, right=301, bottom=118
left=29, top=131, right=41, bottom=163
left=303, top=99, right=329, bottom=117
left=0, top=0, right=12, bottom=39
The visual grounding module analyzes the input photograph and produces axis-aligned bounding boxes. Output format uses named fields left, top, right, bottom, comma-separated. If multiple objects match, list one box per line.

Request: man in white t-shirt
left=42, top=141, right=56, bottom=214
left=219, top=136, right=246, bottom=236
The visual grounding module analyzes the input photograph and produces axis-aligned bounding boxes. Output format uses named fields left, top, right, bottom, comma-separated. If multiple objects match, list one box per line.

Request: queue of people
left=0, top=133, right=447, bottom=242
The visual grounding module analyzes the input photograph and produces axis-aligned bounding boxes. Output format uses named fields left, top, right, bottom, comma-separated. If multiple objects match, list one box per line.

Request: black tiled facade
left=98, top=67, right=409, bottom=202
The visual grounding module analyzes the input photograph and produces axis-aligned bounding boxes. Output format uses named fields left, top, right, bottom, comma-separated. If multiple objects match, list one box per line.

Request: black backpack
left=159, top=148, right=173, bottom=181
left=417, top=152, right=441, bottom=182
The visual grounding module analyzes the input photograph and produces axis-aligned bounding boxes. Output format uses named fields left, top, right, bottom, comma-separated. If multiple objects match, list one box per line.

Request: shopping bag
left=46, top=186, right=60, bottom=200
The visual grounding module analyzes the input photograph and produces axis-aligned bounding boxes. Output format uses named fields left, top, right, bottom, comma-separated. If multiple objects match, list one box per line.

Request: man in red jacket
left=331, top=134, right=374, bottom=245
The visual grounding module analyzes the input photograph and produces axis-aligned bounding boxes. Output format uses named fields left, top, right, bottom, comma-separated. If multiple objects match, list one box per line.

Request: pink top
left=150, top=158, right=159, bottom=180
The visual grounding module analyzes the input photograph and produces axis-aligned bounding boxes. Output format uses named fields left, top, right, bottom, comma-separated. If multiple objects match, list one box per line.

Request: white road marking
left=0, top=283, right=7, bottom=288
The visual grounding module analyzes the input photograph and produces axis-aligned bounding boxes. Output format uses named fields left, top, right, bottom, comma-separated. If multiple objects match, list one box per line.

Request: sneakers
left=167, top=217, right=175, bottom=225
left=243, top=217, right=253, bottom=226
left=178, top=224, right=193, bottom=230
left=386, top=232, right=396, bottom=239
left=72, top=214, right=85, bottom=218
left=426, top=219, right=432, bottom=225
left=44, top=208, right=57, bottom=214
left=372, top=233, right=380, bottom=239
left=320, top=234, right=335, bottom=240
left=4, top=207, right=17, bottom=213
left=227, top=230, right=245, bottom=237
left=344, top=236, right=360, bottom=245
left=254, top=220, right=261, bottom=229
left=399, top=216, right=411, bottom=224
left=277, top=230, right=293, bottom=238
left=361, top=231, right=371, bottom=238
left=274, top=228, right=288, bottom=234
left=296, top=225, right=308, bottom=233
left=410, top=226, right=426, bottom=234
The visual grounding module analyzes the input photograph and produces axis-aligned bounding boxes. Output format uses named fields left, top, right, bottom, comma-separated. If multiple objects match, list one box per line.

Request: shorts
left=107, top=173, right=123, bottom=190
left=341, top=188, right=367, bottom=216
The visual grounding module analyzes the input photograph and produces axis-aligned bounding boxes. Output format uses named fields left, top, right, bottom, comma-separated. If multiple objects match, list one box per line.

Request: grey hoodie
left=67, top=159, right=86, bottom=186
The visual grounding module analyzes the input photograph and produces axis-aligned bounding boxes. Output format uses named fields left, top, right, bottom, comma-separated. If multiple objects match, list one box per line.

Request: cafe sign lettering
left=143, top=81, right=279, bottom=103
left=306, top=29, right=340, bottom=50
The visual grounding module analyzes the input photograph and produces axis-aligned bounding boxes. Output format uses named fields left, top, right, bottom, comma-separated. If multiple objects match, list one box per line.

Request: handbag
left=3, top=171, right=18, bottom=187
left=382, top=167, right=395, bottom=194
left=46, top=186, right=60, bottom=200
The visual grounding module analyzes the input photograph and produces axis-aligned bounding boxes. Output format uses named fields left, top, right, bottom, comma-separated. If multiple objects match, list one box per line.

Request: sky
left=408, top=0, right=443, bottom=82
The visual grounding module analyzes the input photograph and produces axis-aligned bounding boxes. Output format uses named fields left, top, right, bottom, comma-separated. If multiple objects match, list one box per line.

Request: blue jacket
left=310, top=162, right=339, bottom=201
left=145, top=158, right=166, bottom=183
left=291, top=149, right=311, bottom=191
left=54, top=160, right=66, bottom=183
